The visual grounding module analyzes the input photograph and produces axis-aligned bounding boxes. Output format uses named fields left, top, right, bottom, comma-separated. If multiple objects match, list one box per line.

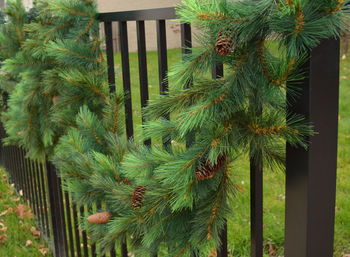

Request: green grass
left=113, top=48, right=183, bottom=136
left=333, top=59, right=350, bottom=257
left=114, top=48, right=350, bottom=257
left=0, top=168, right=53, bottom=257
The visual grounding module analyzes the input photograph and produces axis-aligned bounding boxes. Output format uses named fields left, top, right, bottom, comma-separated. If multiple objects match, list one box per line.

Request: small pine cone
left=132, top=185, right=147, bottom=210
left=52, top=95, right=59, bottom=105
left=215, top=32, right=233, bottom=56
left=121, top=177, right=132, bottom=185
left=87, top=211, right=112, bottom=224
left=208, top=248, right=217, bottom=257
left=17, top=131, right=25, bottom=136
left=195, top=155, right=227, bottom=181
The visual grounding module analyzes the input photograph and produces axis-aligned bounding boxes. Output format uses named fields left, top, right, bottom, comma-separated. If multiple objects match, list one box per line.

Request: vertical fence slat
left=156, top=19, right=171, bottom=150
left=156, top=20, right=168, bottom=94
left=181, top=23, right=196, bottom=149
left=217, top=223, right=228, bottom=257
left=89, top=205, right=97, bottom=257
left=9, top=147, right=15, bottom=185
left=104, top=21, right=116, bottom=93
left=249, top=59, right=264, bottom=257
left=19, top=148, right=25, bottom=196
left=12, top=147, right=17, bottom=188
left=22, top=150, right=29, bottom=203
left=136, top=20, right=151, bottom=146
left=80, top=206, right=89, bottom=257
left=6, top=146, right=10, bottom=181
left=58, top=177, right=69, bottom=256
left=73, top=202, right=82, bottom=257
left=39, top=162, right=50, bottom=237
left=111, top=247, right=117, bottom=257
left=5, top=146, right=9, bottom=181
left=14, top=147, right=20, bottom=190
left=104, top=20, right=122, bottom=257
left=13, top=147, right=19, bottom=190
left=20, top=149, right=29, bottom=201
left=20, top=149, right=26, bottom=200
left=0, top=125, right=4, bottom=167
left=212, top=63, right=228, bottom=257
left=120, top=238, right=127, bottom=257
left=65, top=191, right=75, bottom=257
left=284, top=38, right=340, bottom=257
left=119, top=21, right=134, bottom=140
left=7, top=147, right=11, bottom=183
left=31, top=160, right=39, bottom=217
left=136, top=20, right=149, bottom=111
left=14, top=147, right=18, bottom=188
left=156, top=20, right=168, bottom=96
left=35, top=161, right=45, bottom=231
left=136, top=19, right=158, bottom=256
left=0, top=124, right=3, bottom=166
left=12, top=147, right=16, bottom=186
left=91, top=218, right=97, bottom=257
left=46, top=161, right=61, bottom=257
left=118, top=20, right=132, bottom=257
left=250, top=154, right=263, bottom=257
left=10, top=147, right=16, bottom=189
left=28, top=158, right=35, bottom=213
left=91, top=240, right=97, bottom=257
left=181, top=23, right=200, bottom=257
left=33, top=161, right=42, bottom=229
left=15, top=147, right=24, bottom=195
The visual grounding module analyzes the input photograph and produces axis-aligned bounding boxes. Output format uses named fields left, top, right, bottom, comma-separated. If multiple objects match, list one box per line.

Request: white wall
left=97, top=0, right=180, bottom=12
left=2, top=0, right=195, bottom=52
left=22, top=0, right=33, bottom=10
left=97, top=0, right=187, bottom=52
left=3, top=0, right=33, bottom=10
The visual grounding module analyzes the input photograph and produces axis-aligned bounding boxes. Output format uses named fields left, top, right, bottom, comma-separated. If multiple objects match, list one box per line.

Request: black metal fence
left=0, top=7, right=340, bottom=257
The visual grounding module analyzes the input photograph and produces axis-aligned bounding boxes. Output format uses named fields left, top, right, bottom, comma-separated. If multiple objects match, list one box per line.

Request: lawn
left=113, top=47, right=350, bottom=257
left=0, top=168, right=52, bottom=257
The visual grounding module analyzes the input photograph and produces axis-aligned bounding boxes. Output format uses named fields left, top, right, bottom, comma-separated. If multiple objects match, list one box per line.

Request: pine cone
left=122, top=177, right=132, bottom=185
left=87, top=211, right=111, bottom=224
left=17, top=131, right=25, bottom=136
left=215, top=32, right=234, bottom=56
left=195, top=155, right=227, bottom=181
left=52, top=95, right=59, bottom=105
left=132, top=185, right=147, bottom=209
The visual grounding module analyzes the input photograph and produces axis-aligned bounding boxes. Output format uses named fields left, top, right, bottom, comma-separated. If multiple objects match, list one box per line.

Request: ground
left=0, top=168, right=52, bottom=257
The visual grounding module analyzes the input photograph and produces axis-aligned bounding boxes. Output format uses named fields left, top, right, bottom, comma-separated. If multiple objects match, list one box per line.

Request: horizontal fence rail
left=0, top=6, right=340, bottom=257
left=97, top=7, right=177, bottom=22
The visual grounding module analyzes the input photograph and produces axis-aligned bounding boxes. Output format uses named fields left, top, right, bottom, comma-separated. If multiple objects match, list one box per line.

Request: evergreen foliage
left=0, top=0, right=348, bottom=256
left=52, top=0, right=350, bottom=256
left=0, top=0, right=108, bottom=161
left=0, top=0, right=27, bottom=102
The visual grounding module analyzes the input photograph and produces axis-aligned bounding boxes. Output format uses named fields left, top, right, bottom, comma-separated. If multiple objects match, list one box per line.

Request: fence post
left=284, top=38, right=340, bottom=257
left=45, top=160, right=68, bottom=257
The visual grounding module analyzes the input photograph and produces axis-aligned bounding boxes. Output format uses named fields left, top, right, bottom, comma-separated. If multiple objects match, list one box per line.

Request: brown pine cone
left=195, top=155, right=227, bottom=181
left=87, top=211, right=112, bottom=224
left=17, top=131, right=25, bottom=136
left=215, top=32, right=234, bottom=56
left=121, top=177, right=132, bottom=185
left=52, top=95, right=59, bottom=105
left=132, top=185, right=147, bottom=209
